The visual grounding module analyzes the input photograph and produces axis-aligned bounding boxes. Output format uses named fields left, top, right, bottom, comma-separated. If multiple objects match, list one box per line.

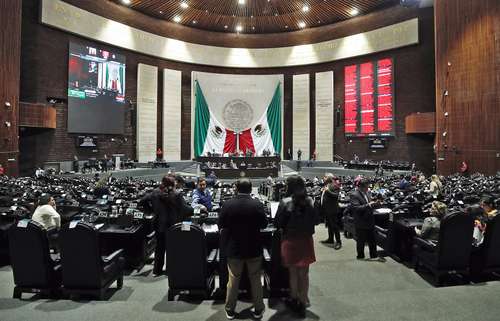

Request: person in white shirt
left=32, top=194, right=61, bottom=230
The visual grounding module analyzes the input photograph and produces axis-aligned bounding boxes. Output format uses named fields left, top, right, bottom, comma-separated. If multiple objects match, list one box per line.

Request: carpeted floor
left=1, top=226, right=500, bottom=321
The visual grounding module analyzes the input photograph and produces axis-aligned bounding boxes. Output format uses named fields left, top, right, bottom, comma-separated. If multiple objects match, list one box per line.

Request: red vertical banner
left=377, top=58, right=393, bottom=133
left=344, top=65, right=358, bottom=134
left=360, top=62, right=375, bottom=135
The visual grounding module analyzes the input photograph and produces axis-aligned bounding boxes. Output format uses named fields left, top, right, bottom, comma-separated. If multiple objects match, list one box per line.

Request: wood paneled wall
left=0, top=0, right=22, bottom=176
left=435, top=0, right=500, bottom=175
left=20, top=0, right=436, bottom=173
left=19, top=102, right=56, bottom=129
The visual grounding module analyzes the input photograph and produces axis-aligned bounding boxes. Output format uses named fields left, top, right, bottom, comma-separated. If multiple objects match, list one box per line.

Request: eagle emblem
left=253, top=124, right=267, bottom=137
left=210, top=126, right=224, bottom=139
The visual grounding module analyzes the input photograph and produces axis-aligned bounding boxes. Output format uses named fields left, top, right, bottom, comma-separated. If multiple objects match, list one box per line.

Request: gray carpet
left=1, top=226, right=500, bottom=321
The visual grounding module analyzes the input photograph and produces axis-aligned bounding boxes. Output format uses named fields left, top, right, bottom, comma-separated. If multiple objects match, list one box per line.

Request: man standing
left=191, top=178, right=213, bottom=212
left=321, top=174, right=342, bottom=249
left=350, top=179, right=385, bottom=261
left=297, top=149, right=302, bottom=161
left=219, top=178, right=268, bottom=320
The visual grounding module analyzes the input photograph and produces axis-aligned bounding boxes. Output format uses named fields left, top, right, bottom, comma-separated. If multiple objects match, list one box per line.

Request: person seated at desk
left=32, top=194, right=61, bottom=230
left=229, top=159, right=237, bottom=169
left=415, top=201, right=447, bottom=242
left=480, top=195, right=497, bottom=219
left=191, top=178, right=213, bottom=212
left=206, top=171, right=218, bottom=186
left=139, top=175, right=193, bottom=276
left=239, top=161, right=247, bottom=170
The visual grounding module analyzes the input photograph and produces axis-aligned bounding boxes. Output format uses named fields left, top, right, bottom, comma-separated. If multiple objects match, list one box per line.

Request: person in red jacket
left=156, top=148, right=163, bottom=161
left=0, top=163, right=5, bottom=176
left=460, top=161, right=468, bottom=176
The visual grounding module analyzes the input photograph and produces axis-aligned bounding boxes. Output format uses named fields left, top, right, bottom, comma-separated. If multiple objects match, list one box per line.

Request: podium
left=112, top=154, right=125, bottom=171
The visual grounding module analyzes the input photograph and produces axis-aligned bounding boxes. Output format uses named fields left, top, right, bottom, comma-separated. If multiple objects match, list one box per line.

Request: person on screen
left=191, top=178, right=212, bottom=212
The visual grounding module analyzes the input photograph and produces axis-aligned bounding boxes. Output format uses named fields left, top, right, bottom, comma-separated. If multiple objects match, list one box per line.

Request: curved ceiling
left=112, top=0, right=400, bottom=34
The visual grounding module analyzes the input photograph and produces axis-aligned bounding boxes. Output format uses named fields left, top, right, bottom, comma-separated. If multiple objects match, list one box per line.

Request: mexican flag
left=194, top=80, right=281, bottom=157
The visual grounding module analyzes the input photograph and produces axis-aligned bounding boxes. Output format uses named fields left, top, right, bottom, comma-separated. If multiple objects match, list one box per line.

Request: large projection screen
left=67, top=42, right=126, bottom=134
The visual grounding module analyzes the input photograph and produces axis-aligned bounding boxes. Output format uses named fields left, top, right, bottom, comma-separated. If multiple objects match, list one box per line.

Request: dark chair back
left=166, top=223, right=208, bottom=289
left=8, top=220, right=55, bottom=288
left=437, top=212, right=474, bottom=270
left=60, top=222, right=102, bottom=288
left=482, top=215, right=500, bottom=269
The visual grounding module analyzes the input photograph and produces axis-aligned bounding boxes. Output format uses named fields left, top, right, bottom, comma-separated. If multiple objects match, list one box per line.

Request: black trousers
left=355, top=228, right=377, bottom=259
left=154, top=231, right=166, bottom=274
left=327, top=214, right=341, bottom=243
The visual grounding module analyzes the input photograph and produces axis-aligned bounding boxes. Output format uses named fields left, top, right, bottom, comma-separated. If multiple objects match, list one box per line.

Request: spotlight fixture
left=238, top=0, right=245, bottom=5
left=236, top=25, right=243, bottom=32
left=298, top=21, right=306, bottom=28
left=121, top=0, right=131, bottom=5
left=192, top=20, right=197, bottom=24
left=224, top=25, right=228, bottom=29
left=350, top=8, right=359, bottom=16
left=173, top=16, right=181, bottom=23
left=4, top=102, right=11, bottom=108
left=180, top=2, right=189, bottom=9
left=302, top=5, right=310, bottom=13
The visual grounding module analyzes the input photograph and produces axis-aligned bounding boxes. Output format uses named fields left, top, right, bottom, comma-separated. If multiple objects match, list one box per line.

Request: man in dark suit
left=350, top=179, right=385, bottom=261
left=219, top=178, right=268, bottom=320
left=320, top=174, right=342, bottom=249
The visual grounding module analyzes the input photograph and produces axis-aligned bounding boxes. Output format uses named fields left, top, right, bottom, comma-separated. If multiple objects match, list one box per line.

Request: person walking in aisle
left=320, top=174, right=342, bottom=249
left=275, top=175, right=317, bottom=317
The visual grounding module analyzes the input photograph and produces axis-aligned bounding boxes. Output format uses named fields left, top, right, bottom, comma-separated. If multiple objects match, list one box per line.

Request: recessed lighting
left=159, top=11, right=163, bottom=14
left=192, top=20, right=197, bottom=24
left=236, top=25, right=243, bottom=32
left=298, top=21, right=306, bottom=28
left=251, top=15, right=254, bottom=18
left=224, top=25, right=228, bottom=29
left=274, top=13, right=278, bottom=16
left=180, top=2, right=189, bottom=9
left=285, top=25, right=288, bottom=28
left=173, top=16, right=181, bottom=23
left=252, top=26, right=255, bottom=30
left=302, top=5, right=310, bottom=12
left=238, top=0, right=245, bottom=5
left=121, top=0, right=131, bottom=5
left=350, top=8, right=359, bottom=16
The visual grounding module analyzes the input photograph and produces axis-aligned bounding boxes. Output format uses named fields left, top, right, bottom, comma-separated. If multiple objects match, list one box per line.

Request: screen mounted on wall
left=344, top=58, right=394, bottom=137
left=67, top=42, right=126, bottom=134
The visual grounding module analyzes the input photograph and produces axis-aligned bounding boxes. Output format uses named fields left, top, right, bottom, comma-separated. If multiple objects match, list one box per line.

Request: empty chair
left=59, top=222, right=124, bottom=300
left=8, top=220, right=61, bottom=299
left=166, top=223, right=217, bottom=301
left=414, top=212, right=474, bottom=285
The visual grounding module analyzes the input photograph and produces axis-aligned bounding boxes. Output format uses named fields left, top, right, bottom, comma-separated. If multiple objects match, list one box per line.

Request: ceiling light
left=238, top=0, right=246, bottom=5
left=298, top=21, right=306, bottom=28
left=192, top=20, right=197, bottom=24
left=180, top=2, right=189, bottom=9
left=236, top=25, right=243, bottom=32
left=224, top=25, right=228, bottom=29
left=285, top=25, right=288, bottom=29
left=252, top=26, right=255, bottom=30
left=121, top=0, right=131, bottom=5
left=159, top=11, right=163, bottom=14
left=302, top=5, right=310, bottom=12
left=350, top=8, right=359, bottom=16
left=173, top=16, right=181, bottom=23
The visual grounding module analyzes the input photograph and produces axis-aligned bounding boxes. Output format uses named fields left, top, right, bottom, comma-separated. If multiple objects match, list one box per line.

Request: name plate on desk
left=17, top=219, right=29, bottom=228
left=181, top=222, right=192, bottom=231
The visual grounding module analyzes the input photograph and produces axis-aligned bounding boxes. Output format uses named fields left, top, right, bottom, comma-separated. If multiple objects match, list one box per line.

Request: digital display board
left=68, top=42, right=126, bottom=134
left=344, top=58, right=394, bottom=137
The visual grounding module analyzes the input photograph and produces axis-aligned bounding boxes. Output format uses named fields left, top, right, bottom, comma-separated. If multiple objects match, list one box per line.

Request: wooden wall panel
left=19, top=102, right=56, bottom=129
left=0, top=0, right=21, bottom=176
left=405, top=112, right=435, bottom=134
left=435, top=0, right=500, bottom=175
left=20, top=0, right=436, bottom=173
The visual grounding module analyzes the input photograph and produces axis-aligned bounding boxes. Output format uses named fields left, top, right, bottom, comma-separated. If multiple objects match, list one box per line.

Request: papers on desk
left=202, top=223, right=219, bottom=233
left=270, top=202, right=280, bottom=219
left=94, top=223, right=105, bottom=230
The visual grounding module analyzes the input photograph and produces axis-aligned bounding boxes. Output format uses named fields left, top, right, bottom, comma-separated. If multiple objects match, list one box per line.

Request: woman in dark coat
left=139, top=175, right=193, bottom=276
left=275, top=175, right=317, bottom=317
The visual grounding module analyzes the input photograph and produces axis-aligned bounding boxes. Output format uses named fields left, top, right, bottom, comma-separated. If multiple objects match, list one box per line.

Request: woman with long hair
left=139, top=175, right=193, bottom=276
left=275, top=175, right=317, bottom=317
left=428, top=174, right=443, bottom=199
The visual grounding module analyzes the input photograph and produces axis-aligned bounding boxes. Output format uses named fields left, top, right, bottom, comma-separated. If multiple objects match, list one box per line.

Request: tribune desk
left=197, top=156, right=280, bottom=178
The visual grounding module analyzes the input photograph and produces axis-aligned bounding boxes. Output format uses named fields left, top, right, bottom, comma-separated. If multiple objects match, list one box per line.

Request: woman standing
left=275, top=175, right=317, bottom=317
left=139, top=175, right=193, bottom=276
left=428, top=175, right=443, bottom=199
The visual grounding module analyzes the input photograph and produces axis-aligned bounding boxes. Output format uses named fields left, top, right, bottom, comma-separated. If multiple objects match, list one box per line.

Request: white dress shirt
left=32, top=204, right=61, bottom=229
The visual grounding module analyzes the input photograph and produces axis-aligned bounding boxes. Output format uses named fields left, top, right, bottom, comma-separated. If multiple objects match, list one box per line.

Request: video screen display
left=344, top=58, right=394, bottom=137
left=68, top=42, right=126, bottom=134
